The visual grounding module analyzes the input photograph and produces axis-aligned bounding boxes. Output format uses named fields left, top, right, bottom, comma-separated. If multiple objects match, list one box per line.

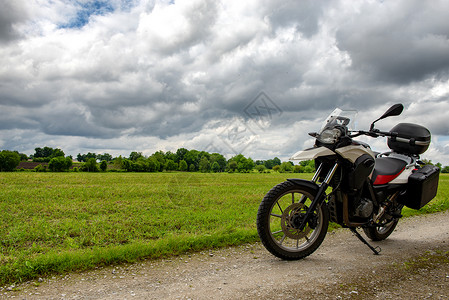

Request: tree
left=49, top=156, right=72, bottom=172
left=280, top=161, right=294, bottom=173
left=129, top=151, right=143, bottom=161
left=179, top=160, right=188, bottom=171
left=272, top=165, right=280, bottom=172
left=151, top=151, right=166, bottom=171
left=33, top=147, right=64, bottom=162
left=147, top=157, right=160, bottom=172
left=0, top=150, right=21, bottom=171
left=228, top=154, right=254, bottom=172
left=113, top=155, right=123, bottom=168
left=100, top=160, right=108, bottom=172
left=52, top=148, right=65, bottom=158
left=189, top=164, right=196, bottom=172
left=176, top=148, right=189, bottom=162
left=228, top=160, right=237, bottom=172
left=199, top=157, right=210, bottom=173
left=82, top=158, right=99, bottom=172
left=303, top=165, right=314, bottom=173
left=34, top=146, right=54, bottom=158
left=263, top=157, right=281, bottom=169
left=211, top=161, right=220, bottom=173
left=166, top=159, right=178, bottom=171
left=210, top=153, right=227, bottom=172
left=442, top=166, right=449, bottom=173
left=97, top=153, right=113, bottom=162
left=165, top=151, right=177, bottom=162
left=185, top=150, right=200, bottom=171
left=18, top=152, right=28, bottom=161
left=256, top=165, right=266, bottom=173
left=77, top=152, right=97, bottom=162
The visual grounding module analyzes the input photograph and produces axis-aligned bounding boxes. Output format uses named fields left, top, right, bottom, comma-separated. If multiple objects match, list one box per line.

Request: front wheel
left=257, top=180, right=329, bottom=260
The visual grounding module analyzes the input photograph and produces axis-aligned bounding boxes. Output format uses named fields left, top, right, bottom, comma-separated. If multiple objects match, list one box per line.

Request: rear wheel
left=256, top=181, right=329, bottom=260
left=363, top=218, right=398, bottom=241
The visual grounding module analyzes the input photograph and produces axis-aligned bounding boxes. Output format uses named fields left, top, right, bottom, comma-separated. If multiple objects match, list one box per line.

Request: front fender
left=290, top=147, right=336, bottom=161
left=286, top=178, right=320, bottom=193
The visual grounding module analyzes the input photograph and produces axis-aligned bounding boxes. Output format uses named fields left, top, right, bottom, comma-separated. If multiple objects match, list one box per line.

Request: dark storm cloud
left=0, top=1, right=28, bottom=43
left=336, top=0, right=449, bottom=84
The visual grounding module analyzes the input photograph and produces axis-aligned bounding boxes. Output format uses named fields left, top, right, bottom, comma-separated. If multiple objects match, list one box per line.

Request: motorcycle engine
left=353, top=198, right=374, bottom=218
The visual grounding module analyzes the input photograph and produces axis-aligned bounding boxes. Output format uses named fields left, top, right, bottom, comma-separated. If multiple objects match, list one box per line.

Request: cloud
left=1, top=0, right=449, bottom=165
left=336, top=0, right=449, bottom=84
left=0, top=1, right=29, bottom=43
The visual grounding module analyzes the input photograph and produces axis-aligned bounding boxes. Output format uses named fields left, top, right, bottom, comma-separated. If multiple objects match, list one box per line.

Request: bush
left=293, top=165, right=302, bottom=173
left=279, top=162, right=294, bottom=173
left=0, top=150, right=21, bottom=171
left=49, top=156, right=72, bottom=172
left=81, top=158, right=99, bottom=172
left=255, top=165, right=266, bottom=173
left=34, top=164, right=47, bottom=172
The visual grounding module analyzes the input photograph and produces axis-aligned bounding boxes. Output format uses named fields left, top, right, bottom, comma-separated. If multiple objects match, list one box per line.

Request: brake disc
left=281, top=202, right=311, bottom=239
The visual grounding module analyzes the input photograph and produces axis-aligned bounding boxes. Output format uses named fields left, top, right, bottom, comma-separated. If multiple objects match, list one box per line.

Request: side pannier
left=400, top=165, right=439, bottom=210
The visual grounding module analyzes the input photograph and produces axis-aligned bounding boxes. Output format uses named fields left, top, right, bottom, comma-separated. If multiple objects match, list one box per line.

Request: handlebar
left=350, top=129, right=397, bottom=138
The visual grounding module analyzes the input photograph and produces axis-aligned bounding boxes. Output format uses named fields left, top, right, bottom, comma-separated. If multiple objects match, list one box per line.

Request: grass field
left=0, top=172, right=448, bottom=285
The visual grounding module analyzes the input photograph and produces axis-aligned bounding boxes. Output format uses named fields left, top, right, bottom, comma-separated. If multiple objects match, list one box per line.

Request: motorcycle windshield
left=319, top=108, right=358, bottom=133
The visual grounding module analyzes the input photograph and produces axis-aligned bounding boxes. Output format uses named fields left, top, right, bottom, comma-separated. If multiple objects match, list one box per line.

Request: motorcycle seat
left=372, top=157, right=407, bottom=185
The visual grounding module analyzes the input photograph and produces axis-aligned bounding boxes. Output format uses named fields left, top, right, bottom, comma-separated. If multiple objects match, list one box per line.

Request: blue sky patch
left=60, top=1, right=115, bottom=29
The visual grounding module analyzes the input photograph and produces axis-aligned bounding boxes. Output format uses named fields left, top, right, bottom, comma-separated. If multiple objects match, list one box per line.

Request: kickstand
left=349, top=228, right=381, bottom=255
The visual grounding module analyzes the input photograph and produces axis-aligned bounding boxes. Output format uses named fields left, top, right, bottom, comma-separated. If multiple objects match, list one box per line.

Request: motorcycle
left=256, top=104, right=440, bottom=260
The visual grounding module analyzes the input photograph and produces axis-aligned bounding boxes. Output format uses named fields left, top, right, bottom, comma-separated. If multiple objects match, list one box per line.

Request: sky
left=1, top=0, right=449, bottom=164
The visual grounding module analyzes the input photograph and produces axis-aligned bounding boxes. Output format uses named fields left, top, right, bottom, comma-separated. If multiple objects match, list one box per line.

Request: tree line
left=3, top=147, right=448, bottom=174
left=0, top=147, right=315, bottom=173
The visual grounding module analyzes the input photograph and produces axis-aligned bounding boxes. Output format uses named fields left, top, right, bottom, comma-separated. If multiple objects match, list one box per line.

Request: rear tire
left=363, top=219, right=398, bottom=241
left=257, top=180, right=329, bottom=260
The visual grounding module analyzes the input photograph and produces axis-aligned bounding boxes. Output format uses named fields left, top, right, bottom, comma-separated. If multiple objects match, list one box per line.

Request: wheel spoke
left=270, top=213, right=282, bottom=218
left=291, top=192, right=295, bottom=204
left=279, top=234, right=286, bottom=245
left=299, top=195, right=308, bottom=203
left=272, top=230, right=283, bottom=235
left=276, top=201, right=283, bottom=214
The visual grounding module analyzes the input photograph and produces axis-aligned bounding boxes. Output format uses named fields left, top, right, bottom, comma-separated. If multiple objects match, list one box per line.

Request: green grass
left=0, top=172, right=448, bottom=285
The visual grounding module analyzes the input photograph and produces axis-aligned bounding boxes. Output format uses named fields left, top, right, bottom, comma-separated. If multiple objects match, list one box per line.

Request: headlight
left=318, top=128, right=341, bottom=144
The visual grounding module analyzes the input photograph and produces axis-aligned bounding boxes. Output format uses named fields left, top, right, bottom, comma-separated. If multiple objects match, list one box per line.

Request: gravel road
left=2, top=211, right=449, bottom=299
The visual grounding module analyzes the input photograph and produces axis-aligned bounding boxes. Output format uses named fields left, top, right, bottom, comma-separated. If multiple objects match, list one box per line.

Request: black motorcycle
left=257, top=104, right=440, bottom=260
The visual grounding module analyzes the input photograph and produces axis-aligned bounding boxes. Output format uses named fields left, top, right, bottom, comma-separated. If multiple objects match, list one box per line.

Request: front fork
left=298, top=162, right=339, bottom=231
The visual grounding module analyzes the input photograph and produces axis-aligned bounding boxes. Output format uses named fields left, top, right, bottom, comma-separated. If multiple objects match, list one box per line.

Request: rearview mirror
left=370, top=103, right=404, bottom=131
left=379, top=103, right=403, bottom=120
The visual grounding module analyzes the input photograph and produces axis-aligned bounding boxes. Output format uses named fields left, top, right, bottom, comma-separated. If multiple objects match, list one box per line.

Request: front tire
left=257, top=181, right=329, bottom=260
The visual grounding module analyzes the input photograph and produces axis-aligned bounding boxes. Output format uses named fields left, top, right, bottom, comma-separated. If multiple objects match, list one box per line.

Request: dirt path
left=2, top=211, right=449, bottom=299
